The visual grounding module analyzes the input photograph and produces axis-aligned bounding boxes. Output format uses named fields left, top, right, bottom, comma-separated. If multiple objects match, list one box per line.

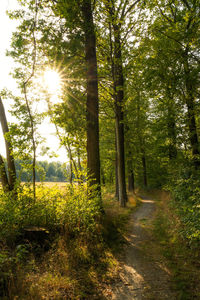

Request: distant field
left=0, top=182, right=68, bottom=190
left=35, top=182, right=68, bottom=188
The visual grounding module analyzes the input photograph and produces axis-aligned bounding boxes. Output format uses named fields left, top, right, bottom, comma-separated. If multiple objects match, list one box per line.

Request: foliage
left=0, top=182, right=101, bottom=244
left=1, top=0, right=200, bottom=296
left=0, top=184, right=137, bottom=299
left=169, top=165, right=200, bottom=245
left=15, top=159, right=67, bottom=182
left=152, top=190, right=200, bottom=299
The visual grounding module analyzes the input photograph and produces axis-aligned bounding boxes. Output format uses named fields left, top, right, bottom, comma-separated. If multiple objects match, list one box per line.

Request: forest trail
left=110, top=196, right=176, bottom=300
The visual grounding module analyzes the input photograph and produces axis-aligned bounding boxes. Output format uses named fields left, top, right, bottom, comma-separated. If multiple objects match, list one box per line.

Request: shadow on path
left=111, top=197, right=177, bottom=300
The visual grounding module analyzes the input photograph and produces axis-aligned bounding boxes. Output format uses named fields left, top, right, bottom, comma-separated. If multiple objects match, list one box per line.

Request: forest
left=0, top=0, right=200, bottom=298
left=15, top=160, right=67, bottom=182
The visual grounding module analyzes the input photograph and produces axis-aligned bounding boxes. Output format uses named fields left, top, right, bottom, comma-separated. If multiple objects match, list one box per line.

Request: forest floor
left=105, top=194, right=179, bottom=300
left=2, top=186, right=200, bottom=299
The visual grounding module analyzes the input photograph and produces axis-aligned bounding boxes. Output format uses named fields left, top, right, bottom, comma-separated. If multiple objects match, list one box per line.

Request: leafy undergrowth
left=152, top=190, right=200, bottom=299
left=0, top=184, right=137, bottom=299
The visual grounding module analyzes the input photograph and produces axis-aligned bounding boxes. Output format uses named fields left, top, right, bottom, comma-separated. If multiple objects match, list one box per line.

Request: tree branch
left=120, top=0, right=141, bottom=21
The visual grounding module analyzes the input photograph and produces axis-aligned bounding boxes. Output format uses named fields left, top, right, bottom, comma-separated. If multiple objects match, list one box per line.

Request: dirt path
left=110, top=196, right=177, bottom=300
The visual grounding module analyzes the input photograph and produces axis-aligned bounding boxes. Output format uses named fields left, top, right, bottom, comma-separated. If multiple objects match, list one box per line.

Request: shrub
left=0, top=183, right=101, bottom=244
left=169, top=166, right=200, bottom=245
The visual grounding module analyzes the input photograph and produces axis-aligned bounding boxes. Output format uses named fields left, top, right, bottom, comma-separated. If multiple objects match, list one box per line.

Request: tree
left=149, top=0, right=200, bottom=168
left=40, top=0, right=101, bottom=191
left=0, top=155, right=10, bottom=192
left=8, top=0, right=40, bottom=201
left=0, top=96, right=17, bottom=191
left=80, top=0, right=101, bottom=191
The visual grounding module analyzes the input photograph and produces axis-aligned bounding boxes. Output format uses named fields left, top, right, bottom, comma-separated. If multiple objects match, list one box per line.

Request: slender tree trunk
left=77, top=148, right=83, bottom=184
left=0, top=97, right=16, bottom=190
left=166, top=88, right=177, bottom=160
left=109, top=22, right=119, bottom=201
left=67, top=143, right=73, bottom=184
left=77, top=149, right=82, bottom=171
left=66, top=142, right=78, bottom=184
left=22, top=0, right=38, bottom=202
left=0, top=154, right=10, bottom=192
left=101, top=168, right=106, bottom=186
left=141, top=150, right=147, bottom=187
left=81, top=0, right=101, bottom=193
left=136, top=94, right=148, bottom=187
left=128, top=169, right=135, bottom=192
left=115, top=138, right=119, bottom=200
left=167, top=107, right=177, bottom=160
left=183, top=54, right=200, bottom=168
left=113, top=23, right=127, bottom=207
left=23, top=86, right=36, bottom=201
left=69, top=158, right=73, bottom=184
left=128, top=158, right=135, bottom=192
left=51, top=116, right=76, bottom=185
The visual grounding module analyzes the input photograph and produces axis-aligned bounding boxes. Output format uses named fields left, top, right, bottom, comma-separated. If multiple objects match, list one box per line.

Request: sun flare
left=43, top=69, right=62, bottom=95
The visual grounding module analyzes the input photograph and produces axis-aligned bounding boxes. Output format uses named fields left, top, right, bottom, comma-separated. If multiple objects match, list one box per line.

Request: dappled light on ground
left=110, top=197, right=176, bottom=300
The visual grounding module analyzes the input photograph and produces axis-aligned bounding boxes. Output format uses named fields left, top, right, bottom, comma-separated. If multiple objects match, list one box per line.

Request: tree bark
left=113, top=23, right=127, bottom=207
left=136, top=94, right=148, bottom=187
left=109, top=21, right=119, bottom=201
left=77, top=148, right=83, bottom=184
left=141, top=150, right=147, bottom=187
left=69, top=156, right=73, bottom=184
left=0, top=97, right=16, bottom=190
left=183, top=54, right=200, bottom=168
left=109, top=19, right=127, bottom=204
left=128, top=169, right=135, bottom=192
left=0, top=154, right=10, bottom=192
left=115, top=132, right=119, bottom=200
left=128, top=159, right=135, bottom=192
left=66, top=142, right=78, bottom=184
left=167, top=106, right=177, bottom=160
left=166, top=88, right=177, bottom=160
left=81, top=0, right=101, bottom=193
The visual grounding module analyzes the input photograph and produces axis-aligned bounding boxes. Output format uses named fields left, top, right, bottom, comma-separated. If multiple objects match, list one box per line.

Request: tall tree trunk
left=141, top=150, right=147, bottom=187
left=167, top=107, right=177, bottom=160
left=22, top=0, right=38, bottom=202
left=136, top=94, right=148, bottom=187
left=115, top=134, right=119, bottom=200
left=0, top=154, right=10, bottom=192
left=166, top=88, right=177, bottom=160
left=183, top=54, right=200, bottom=168
left=109, top=22, right=119, bottom=201
left=109, top=18, right=127, bottom=204
left=0, top=97, right=16, bottom=190
left=126, top=125, right=135, bottom=193
left=127, top=158, right=135, bottom=193
left=23, top=85, right=36, bottom=202
left=81, top=0, right=101, bottom=193
left=128, top=169, right=135, bottom=193
left=113, top=23, right=127, bottom=207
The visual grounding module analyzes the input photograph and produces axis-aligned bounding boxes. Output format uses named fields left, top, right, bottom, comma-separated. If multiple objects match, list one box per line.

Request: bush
left=169, top=166, right=200, bottom=245
left=57, top=184, right=101, bottom=236
left=0, top=183, right=102, bottom=244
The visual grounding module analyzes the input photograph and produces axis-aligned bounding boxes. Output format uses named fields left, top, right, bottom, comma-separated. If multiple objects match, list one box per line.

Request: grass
left=102, top=187, right=139, bottom=252
left=0, top=183, right=139, bottom=299
left=152, top=190, right=200, bottom=299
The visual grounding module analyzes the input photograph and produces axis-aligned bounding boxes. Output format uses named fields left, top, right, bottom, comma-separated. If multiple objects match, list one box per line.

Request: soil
left=109, top=196, right=177, bottom=300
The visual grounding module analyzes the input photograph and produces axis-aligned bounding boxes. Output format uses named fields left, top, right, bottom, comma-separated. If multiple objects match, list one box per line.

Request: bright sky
left=0, top=0, right=67, bottom=162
